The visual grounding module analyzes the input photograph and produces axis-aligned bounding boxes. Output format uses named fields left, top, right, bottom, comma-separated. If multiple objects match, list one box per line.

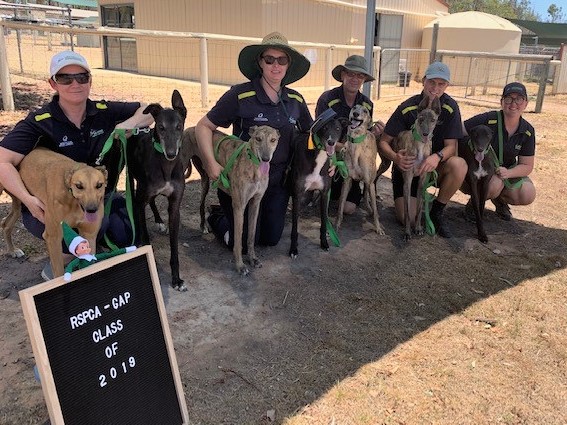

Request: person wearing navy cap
left=378, top=61, right=467, bottom=238
left=463, top=82, right=536, bottom=221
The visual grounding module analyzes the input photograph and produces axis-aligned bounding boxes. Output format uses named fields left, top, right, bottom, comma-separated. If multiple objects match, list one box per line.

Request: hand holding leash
left=496, top=166, right=511, bottom=179
left=418, top=153, right=441, bottom=176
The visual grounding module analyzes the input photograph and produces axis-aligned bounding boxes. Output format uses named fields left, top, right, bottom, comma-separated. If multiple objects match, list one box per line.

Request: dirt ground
left=1, top=74, right=567, bottom=425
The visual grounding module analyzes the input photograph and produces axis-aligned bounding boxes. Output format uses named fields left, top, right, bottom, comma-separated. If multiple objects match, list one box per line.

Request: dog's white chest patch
left=156, top=182, right=174, bottom=196
left=304, top=150, right=327, bottom=191
left=473, top=162, right=488, bottom=179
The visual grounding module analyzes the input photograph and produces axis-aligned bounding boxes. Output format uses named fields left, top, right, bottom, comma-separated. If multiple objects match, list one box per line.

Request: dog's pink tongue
left=259, top=161, right=270, bottom=175
left=326, top=145, right=335, bottom=156
left=85, top=212, right=98, bottom=223
left=475, top=151, right=485, bottom=163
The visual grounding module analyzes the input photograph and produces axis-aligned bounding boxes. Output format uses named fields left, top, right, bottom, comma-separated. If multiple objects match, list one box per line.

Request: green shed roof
left=509, top=19, right=567, bottom=46
left=51, top=0, right=97, bottom=8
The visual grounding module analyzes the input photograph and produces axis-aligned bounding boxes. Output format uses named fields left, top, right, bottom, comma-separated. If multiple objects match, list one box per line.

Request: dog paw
left=403, top=233, right=412, bottom=242
left=11, top=248, right=25, bottom=258
left=289, top=249, right=299, bottom=259
left=155, top=223, right=168, bottom=234
left=478, top=233, right=488, bottom=244
left=237, top=265, right=250, bottom=276
left=376, top=225, right=386, bottom=236
left=249, top=258, right=262, bottom=269
left=172, top=279, right=187, bottom=292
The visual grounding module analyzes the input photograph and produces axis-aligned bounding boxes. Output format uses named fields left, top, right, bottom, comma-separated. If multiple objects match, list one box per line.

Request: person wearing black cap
left=196, top=32, right=313, bottom=248
left=0, top=50, right=153, bottom=281
left=379, top=61, right=466, bottom=238
left=463, top=82, right=536, bottom=220
left=316, top=55, right=384, bottom=214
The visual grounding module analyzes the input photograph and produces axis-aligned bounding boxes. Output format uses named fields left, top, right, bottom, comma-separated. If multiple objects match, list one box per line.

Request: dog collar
left=308, top=133, right=324, bottom=151
left=152, top=136, right=164, bottom=154
left=347, top=134, right=365, bottom=144
left=411, top=124, right=421, bottom=142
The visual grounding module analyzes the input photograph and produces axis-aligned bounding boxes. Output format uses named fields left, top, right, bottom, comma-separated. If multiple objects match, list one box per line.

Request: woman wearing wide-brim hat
left=316, top=55, right=384, bottom=215
left=196, top=32, right=313, bottom=248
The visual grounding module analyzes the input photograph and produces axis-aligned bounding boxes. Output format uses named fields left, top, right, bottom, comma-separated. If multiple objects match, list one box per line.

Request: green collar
left=213, top=135, right=261, bottom=190
left=411, top=124, right=421, bottom=141
left=347, top=133, right=365, bottom=144
left=152, top=136, right=164, bottom=154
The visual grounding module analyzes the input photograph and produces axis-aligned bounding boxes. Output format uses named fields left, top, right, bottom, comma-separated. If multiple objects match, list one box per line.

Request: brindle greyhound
left=287, top=108, right=347, bottom=258
left=126, top=89, right=188, bottom=291
left=211, top=125, right=280, bottom=276
left=336, top=104, right=385, bottom=235
left=459, top=124, right=495, bottom=243
left=380, top=96, right=441, bottom=241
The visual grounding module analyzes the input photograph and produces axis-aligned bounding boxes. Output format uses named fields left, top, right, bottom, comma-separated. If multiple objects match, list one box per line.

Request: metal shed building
left=96, top=0, right=449, bottom=87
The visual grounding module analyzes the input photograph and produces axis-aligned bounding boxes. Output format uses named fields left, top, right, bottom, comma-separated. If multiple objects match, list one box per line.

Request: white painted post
left=199, top=37, right=208, bottom=108
left=0, top=25, right=15, bottom=111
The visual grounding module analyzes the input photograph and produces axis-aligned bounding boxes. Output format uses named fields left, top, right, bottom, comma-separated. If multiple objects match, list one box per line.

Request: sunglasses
left=262, top=55, right=289, bottom=66
left=502, top=96, right=525, bottom=105
left=52, top=72, right=91, bottom=85
left=344, top=70, right=366, bottom=80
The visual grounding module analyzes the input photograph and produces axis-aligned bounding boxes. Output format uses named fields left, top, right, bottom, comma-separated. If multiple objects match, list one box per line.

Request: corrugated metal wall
left=97, top=0, right=446, bottom=86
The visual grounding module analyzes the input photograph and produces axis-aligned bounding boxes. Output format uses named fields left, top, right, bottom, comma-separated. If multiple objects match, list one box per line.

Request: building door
left=376, top=13, right=403, bottom=83
left=101, top=4, right=137, bottom=72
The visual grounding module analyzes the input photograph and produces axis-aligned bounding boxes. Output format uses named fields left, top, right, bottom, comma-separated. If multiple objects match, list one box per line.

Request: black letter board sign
left=19, top=246, right=188, bottom=424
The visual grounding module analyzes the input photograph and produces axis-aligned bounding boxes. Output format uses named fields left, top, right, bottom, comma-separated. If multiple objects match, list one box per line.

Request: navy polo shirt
left=384, top=92, right=463, bottom=153
left=315, top=85, right=374, bottom=120
left=206, top=78, right=313, bottom=173
left=1, top=95, right=140, bottom=165
left=464, top=110, right=535, bottom=168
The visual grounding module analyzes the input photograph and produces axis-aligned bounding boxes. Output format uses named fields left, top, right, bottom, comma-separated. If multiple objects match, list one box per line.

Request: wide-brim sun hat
left=332, top=55, right=375, bottom=83
left=238, top=32, right=311, bottom=86
left=49, top=50, right=90, bottom=77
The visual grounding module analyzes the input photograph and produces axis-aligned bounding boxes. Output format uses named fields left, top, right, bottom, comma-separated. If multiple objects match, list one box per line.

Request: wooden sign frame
left=19, top=245, right=189, bottom=425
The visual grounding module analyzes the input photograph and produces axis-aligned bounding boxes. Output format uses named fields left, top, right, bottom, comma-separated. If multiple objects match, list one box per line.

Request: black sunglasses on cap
left=261, top=55, right=289, bottom=66
left=52, top=72, right=91, bottom=85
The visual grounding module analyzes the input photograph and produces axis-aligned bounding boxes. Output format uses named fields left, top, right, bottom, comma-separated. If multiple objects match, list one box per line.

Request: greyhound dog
left=287, top=108, right=347, bottom=258
left=126, top=89, right=188, bottom=291
left=212, top=125, right=280, bottom=276
left=459, top=124, right=495, bottom=243
left=389, top=96, right=441, bottom=241
left=1, top=148, right=107, bottom=278
left=336, top=104, right=384, bottom=235
left=0, top=185, right=25, bottom=259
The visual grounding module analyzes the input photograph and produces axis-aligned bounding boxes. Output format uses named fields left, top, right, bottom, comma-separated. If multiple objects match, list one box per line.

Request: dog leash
left=423, top=170, right=438, bottom=236
left=96, top=128, right=138, bottom=250
left=212, top=135, right=260, bottom=190
left=496, top=112, right=524, bottom=190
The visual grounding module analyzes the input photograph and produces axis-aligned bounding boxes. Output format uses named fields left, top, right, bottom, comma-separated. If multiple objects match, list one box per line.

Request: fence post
left=535, top=58, right=550, bottom=113
left=324, top=46, right=332, bottom=93
left=430, top=23, right=439, bottom=64
left=0, top=25, right=15, bottom=111
left=199, top=37, right=208, bottom=108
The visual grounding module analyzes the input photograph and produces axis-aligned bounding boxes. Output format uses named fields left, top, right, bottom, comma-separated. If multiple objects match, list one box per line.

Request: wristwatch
left=435, top=151, right=444, bottom=161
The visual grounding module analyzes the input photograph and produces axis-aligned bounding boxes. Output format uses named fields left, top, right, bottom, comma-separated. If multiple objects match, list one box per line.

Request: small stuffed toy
left=62, top=222, right=136, bottom=281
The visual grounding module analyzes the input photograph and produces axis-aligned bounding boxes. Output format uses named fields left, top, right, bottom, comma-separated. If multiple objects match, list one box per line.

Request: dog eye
left=96, top=182, right=103, bottom=189
left=75, top=183, right=84, bottom=190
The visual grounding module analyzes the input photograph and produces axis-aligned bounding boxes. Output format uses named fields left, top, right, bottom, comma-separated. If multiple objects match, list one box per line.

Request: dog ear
left=171, top=90, right=187, bottom=121
left=64, top=168, right=75, bottom=191
left=143, top=103, right=163, bottom=119
left=430, top=96, right=442, bottom=115
left=417, top=96, right=430, bottom=112
left=95, top=165, right=108, bottom=182
left=249, top=126, right=258, bottom=138
left=338, top=117, right=349, bottom=129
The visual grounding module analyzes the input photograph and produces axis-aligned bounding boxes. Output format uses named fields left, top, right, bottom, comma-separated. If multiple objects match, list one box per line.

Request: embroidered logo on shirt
left=59, top=135, right=74, bottom=148
left=253, top=113, right=269, bottom=122
left=90, top=128, right=104, bottom=138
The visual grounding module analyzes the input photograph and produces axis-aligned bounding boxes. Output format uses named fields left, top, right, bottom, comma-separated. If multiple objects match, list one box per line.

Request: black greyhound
left=459, top=124, right=495, bottom=243
left=288, top=109, right=347, bottom=258
left=127, top=90, right=188, bottom=291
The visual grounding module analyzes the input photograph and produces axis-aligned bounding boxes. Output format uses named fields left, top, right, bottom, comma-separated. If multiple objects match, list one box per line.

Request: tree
left=547, top=4, right=565, bottom=23
left=447, top=0, right=538, bottom=20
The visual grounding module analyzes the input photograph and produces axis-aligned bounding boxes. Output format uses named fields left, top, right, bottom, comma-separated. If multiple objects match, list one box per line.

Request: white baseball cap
left=49, top=50, right=90, bottom=77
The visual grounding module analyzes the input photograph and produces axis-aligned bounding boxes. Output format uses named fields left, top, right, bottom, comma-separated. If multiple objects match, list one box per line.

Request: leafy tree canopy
left=447, top=0, right=539, bottom=21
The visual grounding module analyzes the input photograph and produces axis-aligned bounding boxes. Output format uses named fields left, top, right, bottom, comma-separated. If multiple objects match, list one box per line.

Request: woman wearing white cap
left=378, top=61, right=467, bottom=238
left=0, top=50, right=153, bottom=280
left=196, top=32, right=313, bottom=248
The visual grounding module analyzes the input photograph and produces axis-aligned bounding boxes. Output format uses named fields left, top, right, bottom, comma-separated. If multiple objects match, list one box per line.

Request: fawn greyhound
left=336, top=104, right=384, bottom=235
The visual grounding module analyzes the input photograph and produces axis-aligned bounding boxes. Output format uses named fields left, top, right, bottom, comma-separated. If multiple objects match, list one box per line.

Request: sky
left=528, top=0, right=554, bottom=21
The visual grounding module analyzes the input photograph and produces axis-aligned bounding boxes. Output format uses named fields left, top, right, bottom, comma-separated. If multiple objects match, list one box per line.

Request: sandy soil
left=1, top=74, right=566, bottom=425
